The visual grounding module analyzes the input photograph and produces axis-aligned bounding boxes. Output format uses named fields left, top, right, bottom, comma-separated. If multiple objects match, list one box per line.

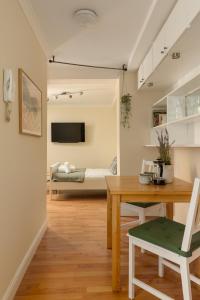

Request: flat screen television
left=51, top=122, right=85, bottom=143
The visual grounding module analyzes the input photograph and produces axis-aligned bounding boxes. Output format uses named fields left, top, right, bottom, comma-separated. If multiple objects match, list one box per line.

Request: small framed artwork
left=18, top=69, right=42, bottom=136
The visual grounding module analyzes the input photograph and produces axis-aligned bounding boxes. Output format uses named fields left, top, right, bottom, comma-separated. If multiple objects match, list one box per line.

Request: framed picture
left=18, top=69, right=42, bottom=136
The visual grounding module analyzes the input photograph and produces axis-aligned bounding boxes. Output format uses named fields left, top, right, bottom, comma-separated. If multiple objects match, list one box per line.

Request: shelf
left=153, top=112, right=200, bottom=129
left=145, top=144, right=200, bottom=148
left=153, top=65, right=200, bottom=107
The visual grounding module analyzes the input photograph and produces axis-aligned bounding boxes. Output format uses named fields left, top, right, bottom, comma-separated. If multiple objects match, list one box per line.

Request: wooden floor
left=14, top=194, right=200, bottom=300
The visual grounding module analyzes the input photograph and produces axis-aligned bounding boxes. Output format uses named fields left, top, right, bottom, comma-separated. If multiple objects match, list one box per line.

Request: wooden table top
left=105, top=176, right=192, bottom=197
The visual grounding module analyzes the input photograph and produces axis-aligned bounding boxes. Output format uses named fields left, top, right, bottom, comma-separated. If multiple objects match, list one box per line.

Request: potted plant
left=120, top=93, right=132, bottom=128
left=156, top=129, right=175, bottom=183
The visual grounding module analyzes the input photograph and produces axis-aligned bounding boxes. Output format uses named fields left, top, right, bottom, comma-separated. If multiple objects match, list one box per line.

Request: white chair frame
left=128, top=177, right=200, bottom=300
left=122, top=160, right=166, bottom=228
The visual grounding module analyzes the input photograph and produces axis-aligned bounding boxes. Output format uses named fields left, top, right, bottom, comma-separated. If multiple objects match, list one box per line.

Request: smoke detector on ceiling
left=73, top=9, right=98, bottom=27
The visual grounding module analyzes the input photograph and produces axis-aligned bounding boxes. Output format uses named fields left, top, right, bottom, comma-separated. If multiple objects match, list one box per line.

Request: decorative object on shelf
left=156, top=129, right=175, bottom=183
left=3, top=69, right=15, bottom=121
left=153, top=110, right=167, bottom=127
left=18, top=69, right=42, bottom=137
left=120, top=93, right=132, bottom=128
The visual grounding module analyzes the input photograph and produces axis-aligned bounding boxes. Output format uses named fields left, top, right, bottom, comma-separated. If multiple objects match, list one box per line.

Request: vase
left=163, top=164, right=174, bottom=183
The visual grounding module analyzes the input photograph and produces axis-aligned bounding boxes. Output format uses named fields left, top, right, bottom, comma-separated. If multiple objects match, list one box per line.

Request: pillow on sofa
left=110, top=157, right=117, bottom=175
left=64, top=162, right=76, bottom=172
left=58, top=163, right=71, bottom=173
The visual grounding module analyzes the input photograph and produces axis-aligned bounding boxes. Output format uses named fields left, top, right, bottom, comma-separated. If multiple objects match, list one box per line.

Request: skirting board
left=2, top=218, right=48, bottom=300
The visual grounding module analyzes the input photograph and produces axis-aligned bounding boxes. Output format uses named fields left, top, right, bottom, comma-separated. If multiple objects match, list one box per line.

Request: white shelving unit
left=148, top=66, right=200, bottom=148
left=153, top=113, right=200, bottom=129
left=145, top=144, right=200, bottom=148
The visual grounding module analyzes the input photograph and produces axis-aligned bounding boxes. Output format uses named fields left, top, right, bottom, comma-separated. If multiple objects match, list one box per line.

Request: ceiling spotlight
left=80, top=91, right=84, bottom=95
left=69, top=94, right=73, bottom=99
left=146, top=82, right=154, bottom=88
left=171, top=52, right=181, bottom=59
left=73, top=9, right=98, bottom=27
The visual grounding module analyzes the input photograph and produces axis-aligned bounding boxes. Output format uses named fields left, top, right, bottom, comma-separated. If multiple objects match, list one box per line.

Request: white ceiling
left=19, top=0, right=177, bottom=106
left=48, top=79, right=118, bottom=106
left=19, top=0, right=177, bottom=72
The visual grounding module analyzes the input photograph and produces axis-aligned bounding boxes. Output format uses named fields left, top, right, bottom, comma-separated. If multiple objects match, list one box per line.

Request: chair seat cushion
left=126, top=202, right=160, bottom=208
left=128, top=217, right=200, bottom=257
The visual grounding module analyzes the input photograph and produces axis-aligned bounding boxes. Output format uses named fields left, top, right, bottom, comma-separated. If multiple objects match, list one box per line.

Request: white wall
left=47, top=104, right=117, bottom=170
left=119, top=71, right=162, bottom=175
left=173, top=149, right=200, bottom=223
left=0, top=1, right=47, bottom=299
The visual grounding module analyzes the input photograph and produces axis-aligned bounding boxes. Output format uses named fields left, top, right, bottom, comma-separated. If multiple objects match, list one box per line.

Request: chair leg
left=139, top=210, right=145, bottom=253
left=129, top=238, right=135, bottom=299
left=161, top=203, right=166, bottom=217
left=139, top=210, right=145, bottom=224
left=180, top=259, right=192, bottom=300
left=158, top=256, right=164, bottom=278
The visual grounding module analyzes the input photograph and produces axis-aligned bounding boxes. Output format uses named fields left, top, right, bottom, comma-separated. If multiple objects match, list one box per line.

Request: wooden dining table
left=105, top=176, right=193, bottom=296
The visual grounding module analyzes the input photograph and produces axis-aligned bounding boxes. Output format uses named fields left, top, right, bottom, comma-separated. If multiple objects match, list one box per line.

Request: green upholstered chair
left=128, top=177, right=200, bottom=300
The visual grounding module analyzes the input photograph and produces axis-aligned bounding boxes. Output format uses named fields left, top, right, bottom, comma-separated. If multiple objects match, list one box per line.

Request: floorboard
left=14, top=194, right=200, bottom=299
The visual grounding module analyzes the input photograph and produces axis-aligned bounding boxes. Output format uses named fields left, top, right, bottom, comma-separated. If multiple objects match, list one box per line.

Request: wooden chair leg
left=180, top=259, right=192, bottom=300
left=158, top=256, right=164, bottom=277
left=129, top=239, right=135, bottom=299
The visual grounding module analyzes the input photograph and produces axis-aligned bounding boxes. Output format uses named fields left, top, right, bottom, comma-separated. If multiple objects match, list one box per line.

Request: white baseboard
left=2, top=218, right=48, bottom=300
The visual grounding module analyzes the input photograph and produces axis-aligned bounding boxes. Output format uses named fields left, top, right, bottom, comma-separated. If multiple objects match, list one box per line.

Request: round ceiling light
left=73, top=9, right=98, bottom=27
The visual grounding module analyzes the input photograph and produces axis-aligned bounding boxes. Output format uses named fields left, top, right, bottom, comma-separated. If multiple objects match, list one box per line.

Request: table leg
left=107, top=189, right=112, bottom=249
left=112, top=195, right=121, bottom=292
left=166, top=203, right=174, bottom=219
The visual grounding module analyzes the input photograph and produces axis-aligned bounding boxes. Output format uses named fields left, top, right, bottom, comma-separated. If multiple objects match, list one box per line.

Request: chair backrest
left=141, top=160, right=154, bottom=173
left=181, top=177, right=200, bottom=252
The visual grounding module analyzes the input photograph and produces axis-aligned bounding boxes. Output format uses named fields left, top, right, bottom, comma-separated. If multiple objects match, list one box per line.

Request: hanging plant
left=120, top=93, right=132, bottom=128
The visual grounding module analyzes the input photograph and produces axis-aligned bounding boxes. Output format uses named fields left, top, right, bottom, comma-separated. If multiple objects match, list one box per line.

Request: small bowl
left=139, top=173, right=152, bottom=185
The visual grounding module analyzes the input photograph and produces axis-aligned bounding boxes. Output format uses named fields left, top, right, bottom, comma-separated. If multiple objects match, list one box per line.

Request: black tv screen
left=51, top=123, right=85, bottom=143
